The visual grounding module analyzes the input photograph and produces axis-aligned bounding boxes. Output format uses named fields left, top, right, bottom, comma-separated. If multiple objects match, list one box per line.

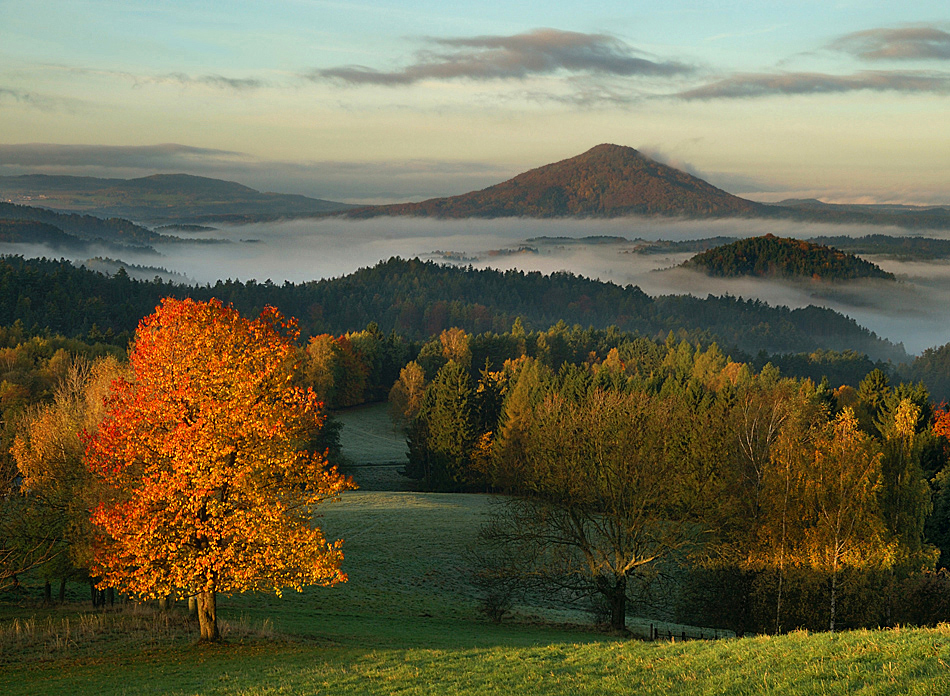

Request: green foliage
left=0, top=255, right=907, bottom=361
left=683, top=234, right=895, bottom=281
left=904, top=341, right=950, bottom=402
left=406, top=361, right=477, bottom=490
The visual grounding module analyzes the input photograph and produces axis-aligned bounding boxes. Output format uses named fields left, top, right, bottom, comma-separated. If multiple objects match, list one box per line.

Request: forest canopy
left=682, top=234, right=895, bottom=281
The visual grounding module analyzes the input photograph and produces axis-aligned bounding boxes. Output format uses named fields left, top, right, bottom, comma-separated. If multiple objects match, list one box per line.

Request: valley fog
left=8, top=216, right=950, bottom=355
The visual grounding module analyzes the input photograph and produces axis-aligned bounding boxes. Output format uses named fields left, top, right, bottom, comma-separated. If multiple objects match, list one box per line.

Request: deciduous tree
left=85, top=298, right=354, bottom=641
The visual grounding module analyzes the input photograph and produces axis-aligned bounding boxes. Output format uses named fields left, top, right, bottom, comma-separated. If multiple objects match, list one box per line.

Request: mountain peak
left=347, top=144, right=762, bottom=219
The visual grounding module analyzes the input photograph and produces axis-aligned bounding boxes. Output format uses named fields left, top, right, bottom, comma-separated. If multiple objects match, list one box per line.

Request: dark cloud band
left=312, top=28, right=692, bottom=86
left=829, top=26, right=950, bottom=61
left=678, top=70, right=950, bottom=99
left=0, top=143, right=247, bottom=169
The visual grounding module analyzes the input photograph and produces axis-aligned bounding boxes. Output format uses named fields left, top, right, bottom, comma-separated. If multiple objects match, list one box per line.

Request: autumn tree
left=877, top=399, right=933, bottom=563
left=388, top=360, right=426, bottom=430
left=85, top=298, right=354, bottom=642
left=800, top=409, right=891, bottom=631
left=484, top=388, right=715, bottom=632
left=12, top=356, right=125, bottom=600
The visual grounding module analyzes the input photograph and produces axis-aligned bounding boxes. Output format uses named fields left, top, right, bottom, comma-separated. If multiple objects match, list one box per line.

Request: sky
left=1, top=1, right=949, bottom=204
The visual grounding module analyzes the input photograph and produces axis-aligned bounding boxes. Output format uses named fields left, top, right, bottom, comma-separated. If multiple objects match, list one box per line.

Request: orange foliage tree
left=85, top=298, right=354, bottom=641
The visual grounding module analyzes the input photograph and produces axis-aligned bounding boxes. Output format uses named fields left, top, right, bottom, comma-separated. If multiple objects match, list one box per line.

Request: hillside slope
left=0, top=173, right=354, bottom=223
left=0, top=255, right=907, bottom=362
left=0, top=202, right=165, bottom=248
left=347, top=144, right=765, bottom=219
left=682, top=234, right=895, bottom=281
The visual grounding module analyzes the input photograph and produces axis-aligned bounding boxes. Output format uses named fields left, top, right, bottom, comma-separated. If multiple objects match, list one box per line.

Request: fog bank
left=7, top=216, right=950, bottom=355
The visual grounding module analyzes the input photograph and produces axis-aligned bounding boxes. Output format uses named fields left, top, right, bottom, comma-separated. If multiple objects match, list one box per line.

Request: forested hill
left=682, top=234, right=895, bottom=281
left=343, top=144, right=950, bottom=229
left=347, top=144, right=764, bottom=219
left=0, top=255, right=905, bottom=361
left=0, top=219, right=89, bottom=250
left=0, top=201, right=164, bottom=248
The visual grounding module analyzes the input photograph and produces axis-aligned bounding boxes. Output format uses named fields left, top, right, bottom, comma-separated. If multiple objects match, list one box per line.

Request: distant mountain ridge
left=6, top=148, right=949, bottom=228
left=0, top=173, right=354, bottom=223
left=345, top=144, right=950, bottom=229
left=347, top=144, right=764, bottom=219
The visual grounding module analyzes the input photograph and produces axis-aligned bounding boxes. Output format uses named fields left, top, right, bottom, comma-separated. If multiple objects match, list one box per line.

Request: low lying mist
left=6, top=215, right=950, bottom=355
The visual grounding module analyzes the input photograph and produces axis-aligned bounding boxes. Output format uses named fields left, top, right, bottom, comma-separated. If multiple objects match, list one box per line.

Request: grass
left=3, top=405, right=950, bottom=693
left=334, top=403, right=407, bottom=465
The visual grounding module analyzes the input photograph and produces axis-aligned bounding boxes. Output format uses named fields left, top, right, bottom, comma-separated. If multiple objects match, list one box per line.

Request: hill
left=0, top=173, right=354, bottom=223
left=346, top=144, right=765, bottom=219
left=631, top=234, right=950, bottom=261
left=0, top=219, right=88, bottom=251
left=344, top=145, right=950, bottom=229
left=0, top=255, right=906, bottom=361
left=682, top=234, right=895, bottom=281
left=775, top=198, right=950, bottom=229
left=0, top=202, right=166, bottom=249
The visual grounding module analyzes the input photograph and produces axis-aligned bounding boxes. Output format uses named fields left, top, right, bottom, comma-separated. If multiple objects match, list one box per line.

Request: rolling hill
left=682, top=234, right=895, bottom=281
left=0, top=219, right=89, bottom=251
left=0, top=201, right=166, bottom=249
left=0, top=173, right=354, bottom=223
left=0, top=255, right=907, bottom=362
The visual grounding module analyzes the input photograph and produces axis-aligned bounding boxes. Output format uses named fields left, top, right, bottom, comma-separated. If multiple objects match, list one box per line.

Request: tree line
left=0, top=255, right=907, bottom=362
left=5, top=297, right=950, bottom=637
left=397, top=327, right=950, bottom=633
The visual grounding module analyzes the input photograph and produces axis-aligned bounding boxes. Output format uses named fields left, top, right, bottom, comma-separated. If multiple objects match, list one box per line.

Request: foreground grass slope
left=4, top=489, right=950, bottom=694
left=7, top=627, right=950, bottom=695
left=3, top=405, right=950, bottom=694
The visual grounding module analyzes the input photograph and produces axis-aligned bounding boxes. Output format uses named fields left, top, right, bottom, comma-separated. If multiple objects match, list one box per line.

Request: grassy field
left=335, top=403, right=407, bottom=465
left=3, top=406, right=950, bottom=694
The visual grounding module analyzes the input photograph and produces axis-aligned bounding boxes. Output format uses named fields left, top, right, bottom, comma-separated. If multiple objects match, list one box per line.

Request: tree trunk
left=196, top=590, right=220, bottom=642
left=829, top=571, right=837, bottom=632
left=609, top=576, right=627, bottom=633
left=188, top=595, right=198, bottom=617
left=58, top=578, right=66, bottom=604
left=43, top=579, right=51, bottom=604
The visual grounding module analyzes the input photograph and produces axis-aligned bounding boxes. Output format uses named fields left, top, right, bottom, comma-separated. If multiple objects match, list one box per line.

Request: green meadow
left=3, top=407, right=950, bottom=695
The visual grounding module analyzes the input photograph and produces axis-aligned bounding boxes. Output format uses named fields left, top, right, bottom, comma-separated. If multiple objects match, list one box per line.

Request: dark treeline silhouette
left=0, top=255, right=907, bottom=362
left=0, top=202, right=163, bottom=247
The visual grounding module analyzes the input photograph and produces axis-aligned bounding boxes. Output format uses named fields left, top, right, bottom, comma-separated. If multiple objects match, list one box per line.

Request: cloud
left=310, top=28, right=693, bottom=86
left=0, top=143, right=249, bottom=169
left=35, top=65, right=266, bottom=92
left=828, top=26, right=950, bottom=61
left=152, top=73, right=266, bottom=90
left=677, top=70, right=950, bottom=99
left=0, top=87, right=71, bottom=110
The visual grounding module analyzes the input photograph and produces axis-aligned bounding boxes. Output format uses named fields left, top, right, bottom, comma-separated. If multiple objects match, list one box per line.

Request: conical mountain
left=347, top=144, right=765, bottom=219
